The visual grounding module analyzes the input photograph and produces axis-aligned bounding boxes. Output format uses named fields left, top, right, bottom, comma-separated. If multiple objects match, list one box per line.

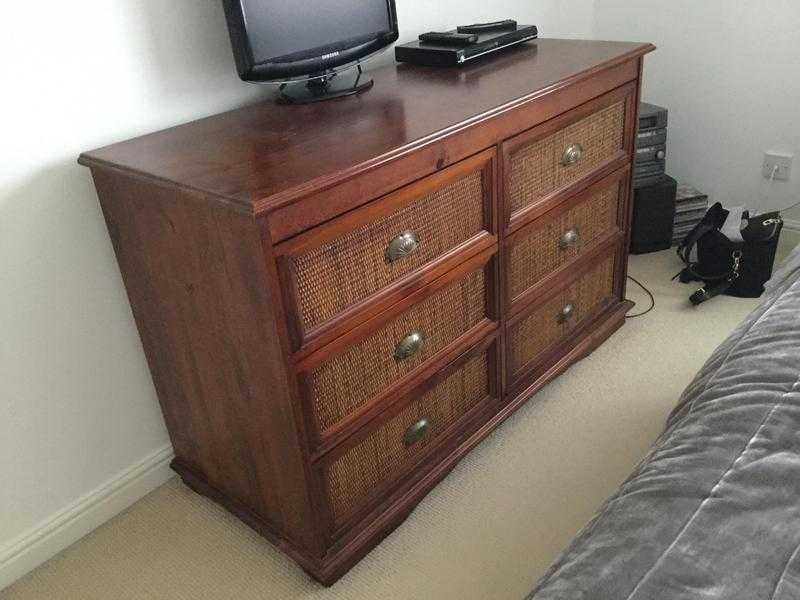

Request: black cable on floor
left=626, top=275, right=655, bottom=318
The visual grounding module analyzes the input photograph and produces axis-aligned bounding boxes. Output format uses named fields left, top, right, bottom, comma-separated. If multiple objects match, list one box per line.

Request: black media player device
left=419, top=32, right=479, bottom=46
left=634, top=101, right=669, bottom=188
left=639, top=102, right=668, bottom=131
left=395, top=23, right=538, bottom=67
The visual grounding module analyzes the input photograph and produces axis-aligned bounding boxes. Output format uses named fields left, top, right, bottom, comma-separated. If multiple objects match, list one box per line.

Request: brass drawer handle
left=559, top=228, right=580, bottom=250
left=561, top=143, right=584, bottom=166
left=394, top=330, right=425, bottom=361
left=557, top=303, right=576, bottom=324
left=404, top=417, right=432, bottom=447
left=386, top=230, right=420, bottom=263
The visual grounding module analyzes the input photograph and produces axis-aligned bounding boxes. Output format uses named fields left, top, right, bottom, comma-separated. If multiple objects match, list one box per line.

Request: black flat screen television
left=222, top=0, right=399, bottom=103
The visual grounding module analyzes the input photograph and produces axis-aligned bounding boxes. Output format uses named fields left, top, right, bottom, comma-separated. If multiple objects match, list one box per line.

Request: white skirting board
left=0, top=445, right=175, bottom=591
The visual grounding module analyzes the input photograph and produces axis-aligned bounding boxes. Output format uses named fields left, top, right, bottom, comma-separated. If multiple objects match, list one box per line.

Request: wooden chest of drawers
left=79, top=39, right=654, bottom=585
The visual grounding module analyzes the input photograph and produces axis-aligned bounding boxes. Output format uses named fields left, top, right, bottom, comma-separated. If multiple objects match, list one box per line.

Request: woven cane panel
left=507, top=102, right=625, bottom=214
left=508, top=182, right=620, bottom=300
left=310, top=268, right=487, bottom=432
left=508, top=255, right=615, bottom=375
left=292, top=171, right=485, bottom=332
left=325, top=350, right=490, bottom=522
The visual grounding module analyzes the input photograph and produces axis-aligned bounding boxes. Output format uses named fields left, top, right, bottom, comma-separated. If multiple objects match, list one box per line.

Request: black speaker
left=630, top=175, right=677, bottom=254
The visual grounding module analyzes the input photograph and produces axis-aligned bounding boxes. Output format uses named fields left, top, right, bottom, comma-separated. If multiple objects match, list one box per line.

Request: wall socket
left=763, top=151, right=793, bottom=181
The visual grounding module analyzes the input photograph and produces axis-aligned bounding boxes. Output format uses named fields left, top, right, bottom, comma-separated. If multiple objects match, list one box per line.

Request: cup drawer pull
left=559, top=228, right=581, bottom=250
left=394, top=330, right=425, bottom=361
left=404, top=417, right=432, bottom=447
left=386, top=230, right=421, bottom=263
left=561, top=143, right=584, bottom=166
left=557, top=303, right=576, bottom=324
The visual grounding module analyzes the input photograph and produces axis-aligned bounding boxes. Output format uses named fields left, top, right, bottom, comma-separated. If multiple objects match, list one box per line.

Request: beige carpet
left=5, top=238, right=797, bottom=600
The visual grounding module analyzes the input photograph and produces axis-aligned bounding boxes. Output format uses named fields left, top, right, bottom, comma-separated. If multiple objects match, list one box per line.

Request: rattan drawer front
left=508, top=254, right=616, bottom=376
left=290, top=167, right=488, bottom=334
left=507, top=178, right=621, bottom=303
left=308, top=266, right=488, bottom=434
left=324, top=347, right=492, bottom=524
left=507, top=100, right=626, bottom=216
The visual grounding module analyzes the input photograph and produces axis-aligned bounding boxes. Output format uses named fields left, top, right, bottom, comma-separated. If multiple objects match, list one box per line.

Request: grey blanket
left=529, top=253, right=800, bottom=599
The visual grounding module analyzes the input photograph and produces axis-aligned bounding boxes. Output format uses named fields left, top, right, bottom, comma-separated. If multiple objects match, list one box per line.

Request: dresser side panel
left=616, top=57, right=646, bottom=300
left=90, top=169, right=322, bottom=554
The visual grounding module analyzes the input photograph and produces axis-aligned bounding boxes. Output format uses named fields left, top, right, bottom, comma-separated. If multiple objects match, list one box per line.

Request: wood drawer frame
left=505, top=242, right=622, bottom=393
left=315, top=333, right=501, bottom=537
left=274, top=149, right=498, bottom=357
left=503, top=165, right=631, bottom=317
left=501, top=82, right=638, bottom=234
left=297, top=246, right=500, bottom=453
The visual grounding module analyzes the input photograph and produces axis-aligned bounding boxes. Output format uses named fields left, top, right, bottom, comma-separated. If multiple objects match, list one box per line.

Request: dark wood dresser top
left=79, top=39, right=654, bottom=214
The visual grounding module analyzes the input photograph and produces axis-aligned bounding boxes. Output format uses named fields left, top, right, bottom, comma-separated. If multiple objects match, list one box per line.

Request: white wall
left=0, top=1, right=271, bottom=588
left=592, top=0, right=800, bottom=225
left=0, top=0, right=596, bottom=589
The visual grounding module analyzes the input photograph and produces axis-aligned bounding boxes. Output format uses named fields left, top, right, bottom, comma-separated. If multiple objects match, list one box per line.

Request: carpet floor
left=4, top=238, right=797, bottom=600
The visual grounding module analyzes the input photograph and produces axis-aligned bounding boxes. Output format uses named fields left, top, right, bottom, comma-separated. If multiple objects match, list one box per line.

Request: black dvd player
left=639, top=102, right=668, bottom=131
left=395, top=24, right=538, bottom=67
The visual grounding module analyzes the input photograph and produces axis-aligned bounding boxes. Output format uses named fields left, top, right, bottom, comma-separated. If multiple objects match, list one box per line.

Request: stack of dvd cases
left=672, top=185, right=709, bottom=247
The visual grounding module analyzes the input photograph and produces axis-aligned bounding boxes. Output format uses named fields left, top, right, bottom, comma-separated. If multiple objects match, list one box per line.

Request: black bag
left=677, top=202, right=783, bottom=304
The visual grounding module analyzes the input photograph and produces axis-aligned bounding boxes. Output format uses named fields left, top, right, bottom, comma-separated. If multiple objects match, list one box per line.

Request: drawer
left=506, top=168, right=627, bottom=309
left=276, top=150, right=496, bottom=349
left=503, top=84, right=634, bottom=227
left=321, top=339, right=498, bottom=526
left=299, top=252, right=495, bottom=439
left=507, top=252, right=617, bottom=379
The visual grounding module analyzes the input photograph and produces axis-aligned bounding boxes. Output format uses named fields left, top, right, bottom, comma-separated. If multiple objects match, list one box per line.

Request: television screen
left=224, top=0, right=398, bottom=82
left=242, top=0, right=393, bottom=63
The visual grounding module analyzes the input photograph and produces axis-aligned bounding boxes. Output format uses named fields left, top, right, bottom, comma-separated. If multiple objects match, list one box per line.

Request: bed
left=528, top=247, right=800, bottom=599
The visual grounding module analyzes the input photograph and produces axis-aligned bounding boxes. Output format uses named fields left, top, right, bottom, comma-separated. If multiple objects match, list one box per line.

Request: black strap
left=677, top=203, right=738, bottom=282
left=677, top=219, right=716, bottom=267
left=690, top=274, right=737, bottom=306
left=678, top=228, right=736, bottom=282
left=678, top=204, right=720, bottom=264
